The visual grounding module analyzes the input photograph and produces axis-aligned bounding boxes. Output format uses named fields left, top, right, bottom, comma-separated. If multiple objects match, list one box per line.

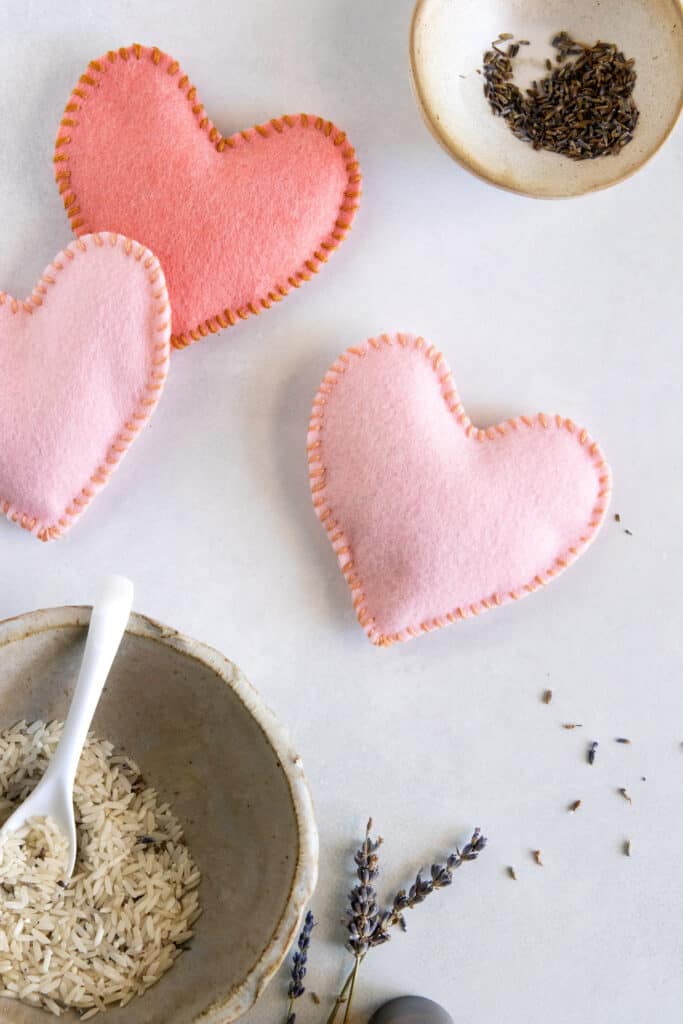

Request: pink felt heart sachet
left=54, top=44, right=361, bottom=349
left=308, top=334, right=611, bottom=646
left=0, top=234, right=170, bottom=541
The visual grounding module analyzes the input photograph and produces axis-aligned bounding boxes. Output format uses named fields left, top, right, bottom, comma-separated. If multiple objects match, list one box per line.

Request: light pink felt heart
left=0, top=234, right=170, bottom=541
left=54, top=44, right=361, bottom=349
left=308, top=334, right=611, bottom=646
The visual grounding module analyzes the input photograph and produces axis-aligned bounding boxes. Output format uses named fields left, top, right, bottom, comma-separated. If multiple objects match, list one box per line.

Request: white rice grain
left=0, top=721, right=201, bottom=1018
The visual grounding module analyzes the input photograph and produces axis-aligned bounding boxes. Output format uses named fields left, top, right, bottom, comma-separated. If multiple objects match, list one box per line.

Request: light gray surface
left=1, top=1, right=682, bottom=1022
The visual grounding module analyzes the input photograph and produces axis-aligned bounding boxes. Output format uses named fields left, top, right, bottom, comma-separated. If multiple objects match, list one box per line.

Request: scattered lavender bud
left=507, top=866, right=517, bottom=880
left=588, top=741, right=599, bottom=765
left=542, top=690, right=553, bottom=704
left=569, top=799, right=582, bottom=813
left=618, top=788, right=632, bottom=805
left=533, top=850, right=543, bottom=866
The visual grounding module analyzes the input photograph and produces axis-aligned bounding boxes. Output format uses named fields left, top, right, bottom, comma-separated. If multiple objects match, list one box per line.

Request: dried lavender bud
left=614, top=513, right=622, bottom=523
left=624, top=839, right=632, bottom=857
left=588, top=741, right=599, bottom=765
left=563, top=723, right=583, bottom=730
left=618, top=788, right=632, bottom=804
left=482, top=31, right=639, bottom=160
left=569, top=799, right=582, bottom=813
left=508, top=866, right=518, bottom=880
left=542, top=690, right=553, bottom=704
left=533, top=850, right=543, bottom=866
left=616, top=738, right=631, bottom=744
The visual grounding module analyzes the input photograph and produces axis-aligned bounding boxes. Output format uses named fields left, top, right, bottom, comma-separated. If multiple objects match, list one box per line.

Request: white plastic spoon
left=0, top=575, right=134, bottom=878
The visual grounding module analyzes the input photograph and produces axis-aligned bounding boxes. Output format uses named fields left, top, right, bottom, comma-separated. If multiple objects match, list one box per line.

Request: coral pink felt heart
left=54, top=44, right=361, bottom=350
left=0, top=234, right=170, bottom=542
left=308, top=334, right=611, bottom=646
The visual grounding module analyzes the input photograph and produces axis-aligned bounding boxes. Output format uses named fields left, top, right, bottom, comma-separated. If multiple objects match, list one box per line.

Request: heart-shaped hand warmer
left=54, top=44, right=361, bottom=349
left=309, top=335, right=611, bottom=646
left=0, top=234, right=170, bottom=541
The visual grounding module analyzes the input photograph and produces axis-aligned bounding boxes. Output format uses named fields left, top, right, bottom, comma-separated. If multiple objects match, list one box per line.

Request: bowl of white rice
left=0, top=606, right=318, bottom=1023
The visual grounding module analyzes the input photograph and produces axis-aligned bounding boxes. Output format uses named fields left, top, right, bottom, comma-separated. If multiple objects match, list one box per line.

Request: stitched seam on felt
left=307, top=333, right=611, bottom=647
left=0, top=233, right=171, bottom=542
left=54, top=44, right=362, bottom=350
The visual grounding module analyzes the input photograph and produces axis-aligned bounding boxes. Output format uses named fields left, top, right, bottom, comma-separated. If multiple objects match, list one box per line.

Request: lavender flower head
left=285, top=910, right=315, bottom=1023
left=372, top=827, right=487, bottom=944
left=345, top=819, right=383, bottom=957
left=288, top=910, right=316, bottom=999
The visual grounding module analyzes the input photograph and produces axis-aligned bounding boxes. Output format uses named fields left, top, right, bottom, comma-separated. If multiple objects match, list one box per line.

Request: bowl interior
left=411, top=0, right=683, bottom=197
left=0, top=610, right=315, bottom=1024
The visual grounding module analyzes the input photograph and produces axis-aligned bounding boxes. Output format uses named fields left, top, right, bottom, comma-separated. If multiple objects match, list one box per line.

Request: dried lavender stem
left=341, top=955, right=362, bottom=1024
left=324, top=964, right=357, bottom=1024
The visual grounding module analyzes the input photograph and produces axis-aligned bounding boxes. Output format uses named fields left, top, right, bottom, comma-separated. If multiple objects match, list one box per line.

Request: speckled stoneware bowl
left=0, top=607, right=318, bottom=1024
left=410, top=0, right=683, bottom=197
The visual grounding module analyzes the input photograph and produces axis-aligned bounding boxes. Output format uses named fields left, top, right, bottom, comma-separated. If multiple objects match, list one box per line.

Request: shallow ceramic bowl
left=0, top=607, right=318, bottom=1024
left=410, top=0, right=683, bottom=197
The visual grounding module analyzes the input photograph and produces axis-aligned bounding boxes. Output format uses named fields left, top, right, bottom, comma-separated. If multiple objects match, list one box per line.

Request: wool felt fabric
left=308, top=334, right=611, bottom=647
left=0, top=234, right=170, bottom=542
left=54, top=44, right=361, bottom=350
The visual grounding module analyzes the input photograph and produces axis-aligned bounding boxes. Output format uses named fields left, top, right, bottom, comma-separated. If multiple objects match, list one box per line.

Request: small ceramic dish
left=410, top=0, right=683, bottom=197
left=0, top=606, right=318, bottom=1024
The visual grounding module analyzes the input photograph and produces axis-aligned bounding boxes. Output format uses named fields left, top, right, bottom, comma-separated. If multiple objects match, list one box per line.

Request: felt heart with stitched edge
left=0, top=234, right=170, bottom=542
left=308, top=334, right=611, bottom=646
left=54, top=44, right=361, bottom=350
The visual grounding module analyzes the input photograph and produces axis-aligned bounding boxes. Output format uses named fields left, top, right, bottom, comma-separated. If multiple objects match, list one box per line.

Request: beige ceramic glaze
left=0, top=607, right=318, bottom=1024
left=410, top=0, right=683, bottom=197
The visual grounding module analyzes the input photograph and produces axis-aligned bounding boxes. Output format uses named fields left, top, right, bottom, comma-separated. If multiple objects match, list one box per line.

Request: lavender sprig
left=371, top=828, right=487, bottom=943
left=344, top=818, right=383, bottom=957
left=325, top=822, right=487, bottom=1024
left=284, top=910, right=315, bottom=1024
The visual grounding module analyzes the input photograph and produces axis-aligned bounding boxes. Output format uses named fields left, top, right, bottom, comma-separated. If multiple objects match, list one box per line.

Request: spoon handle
left=45, top=575, right=134, bottom=787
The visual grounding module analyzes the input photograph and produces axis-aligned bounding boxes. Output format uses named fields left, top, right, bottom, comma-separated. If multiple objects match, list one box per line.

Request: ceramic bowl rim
left=408, top=0, right=683, bottom=199
left=0, top=605, right=319, bottom=1024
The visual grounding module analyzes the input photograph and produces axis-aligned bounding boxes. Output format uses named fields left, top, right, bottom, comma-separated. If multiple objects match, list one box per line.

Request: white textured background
left=0, top=2, right=681, bottom=1022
